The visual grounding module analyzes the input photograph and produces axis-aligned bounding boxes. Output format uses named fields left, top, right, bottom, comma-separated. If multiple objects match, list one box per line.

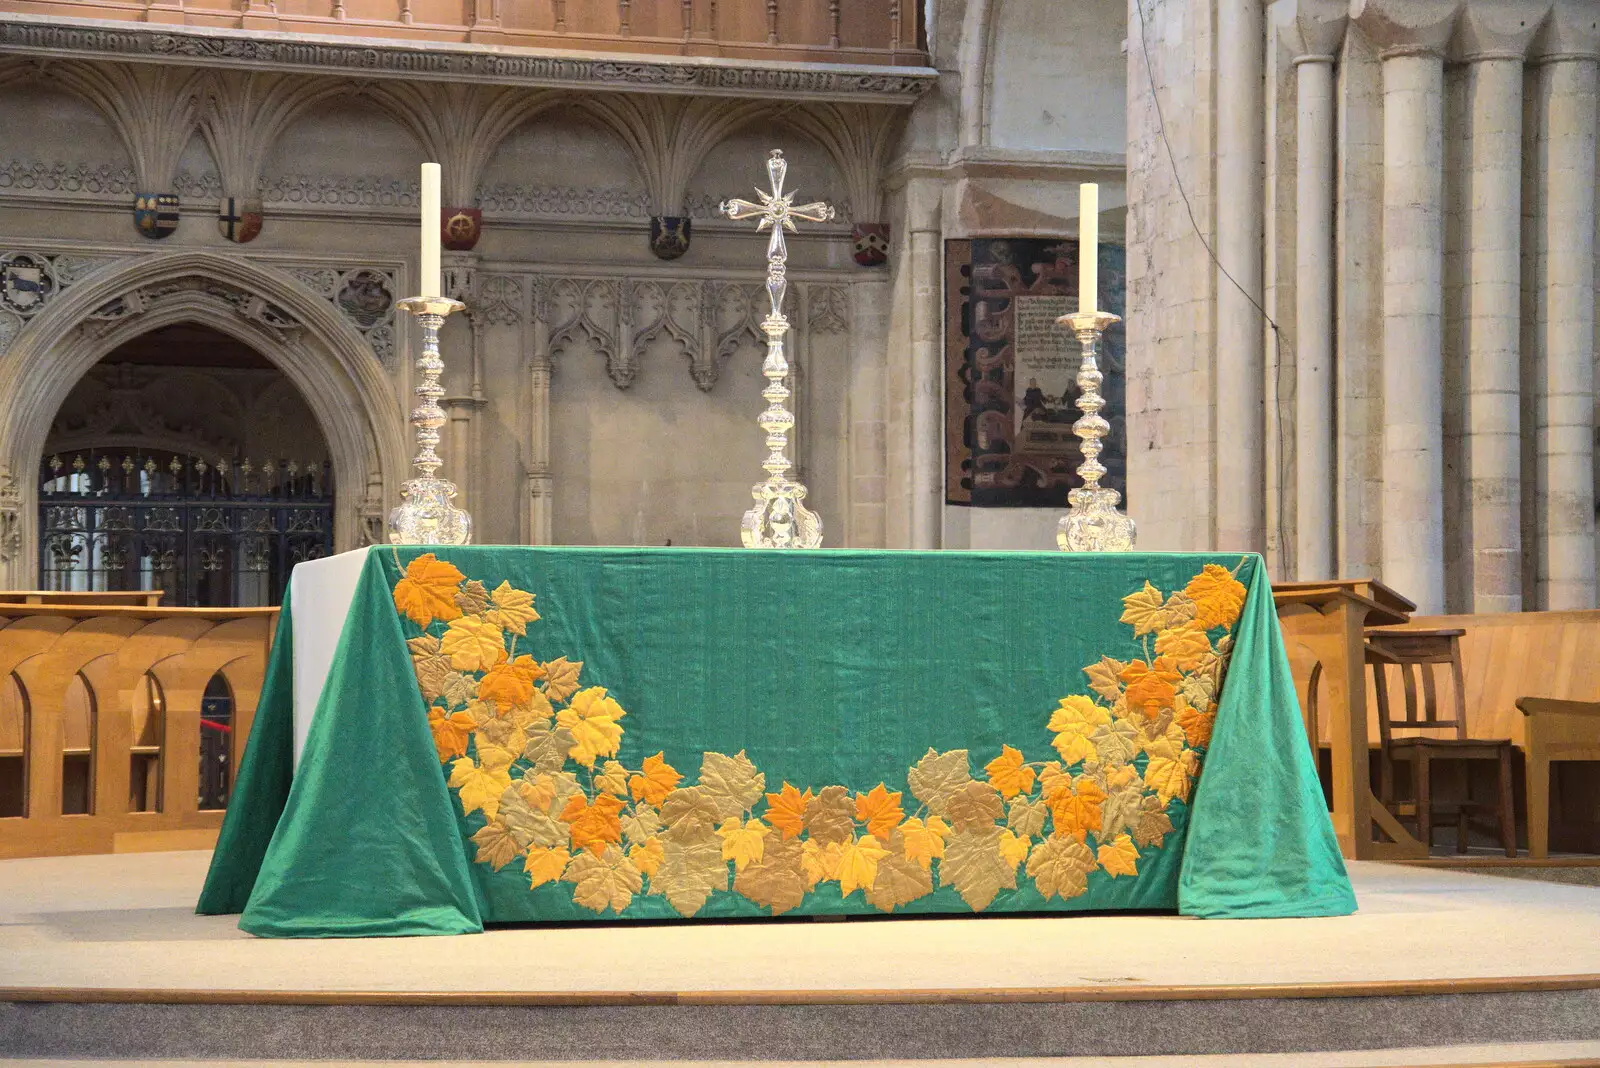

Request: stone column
left=1533, top=42, right=1599, bottom=608
left=848, top=277, right=891, bottom=547
left=1380, top=44, right=1448, bottom=612
left=1463, top=50, right=1526, bottom=611
left=1295, top=49, right=1338, bottom=579
left=1216, top=0, right=1266, bottom=551
left=527, top=283, right=554, bottom=546
left=907, top=178, right=943, bottom=550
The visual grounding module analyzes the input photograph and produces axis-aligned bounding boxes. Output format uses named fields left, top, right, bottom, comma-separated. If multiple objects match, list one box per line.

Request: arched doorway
left=38, top=322, right=334, bottom=606
left=0, top=251, right=410, bottom=589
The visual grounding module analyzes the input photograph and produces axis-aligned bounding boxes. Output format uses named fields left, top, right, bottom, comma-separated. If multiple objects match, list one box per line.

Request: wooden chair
left=1515, top=697, right=1600, bottom=859
left=1366, top=629, right=1516, bottom=856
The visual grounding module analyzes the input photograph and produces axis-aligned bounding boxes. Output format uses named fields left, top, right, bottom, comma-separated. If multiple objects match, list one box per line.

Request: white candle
left=420, top=162, right=442, bottom=299
left=1078, top=183, right=1098, bottom=315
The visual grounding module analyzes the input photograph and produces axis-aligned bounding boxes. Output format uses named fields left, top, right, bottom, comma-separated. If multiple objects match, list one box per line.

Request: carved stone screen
left=944, top=237, right=1127, bottom=508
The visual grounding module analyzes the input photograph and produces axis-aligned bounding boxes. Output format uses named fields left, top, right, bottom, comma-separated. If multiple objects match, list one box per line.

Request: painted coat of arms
left=133, top=193, right=180, bottom=240
left=0, top=254, right=54, bottom=315
left=218, top=197, right=264, bottom=244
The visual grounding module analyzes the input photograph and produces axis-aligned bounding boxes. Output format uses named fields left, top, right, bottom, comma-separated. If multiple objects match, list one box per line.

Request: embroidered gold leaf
left=906, top=748, right=972, bottom=815
left=866, top=851, right=934, bottom=912
left=1185, top=563, right=1248, bottom=630
left=560, top=792, right=625, bottom=854
left=524, top=845, right=571, bottom=888
left=1026, top=836, right=1095, bottom=901
left=899, top=815, right=950, bottom=869
left=454, top=579, right=491, bottom=617
left=836, top=835, right=889, bottom=897
left=556, top=687, right=627, bottom=767
left=854, top=783, right=905, bottom=839
left=717, top=816, right=770, bottom=871
left=506, top=688, right=554, bottom=731
left=448, top=748, right=513, bottom=820
left=1133, top=795, right=1176, bottom=848
left=501, top=789, right=568, bottom=849
left=440, top=616, right=507, bottom=673
left=541, top=656, right=584, bottom=704
left=392, top=553, right=465, bottom=626
left=1180, top=672, right=1216, bottom=711
left=652, top=834, right=728, bottom=916
left=1154, top=622, right=1212, bottom=671
left=414, top=655, right=465, bottom=704
left=1119, top=580, right=1168, bottom=636
left=523, top=723, right=577, bottom=774
left=659, top=786, right=723, bottom=839
left=406, top=633, right=442, bottom=658
left=803, top=785, right=857, bottom=845
left=427, top=706, right=475, bottom=762
left=997, top=829, right=1030, bottom=869
left=629, top=752, right=682, bottom=807
left=1144, top=751, right=1198, bottom=804
left=1097, top=833, right=1141, bottom=877
left=470, top=820, right=522, bottom=870
left=940, top=828, right=1018, bottom=911
left=1049, top=695, right=1111, bottom=765
left=628, top=836, right=665, bottom=878
left=1139, top=720, right=1188, bottom=762
left=595, top=760, right=631, bottom=797
left=1162, top=591, right=1199, bottom=627
left=1089, top=717, right=1139, bottom=767
left=485, top=581, right=539, bottom=635
left=733, top=836, right=808, bottom=915
left=1006, top=797, right=1048, bottom=839
left=1100, top=766, right=1145, bottom=839
left=698, top=750, right=765, bottom=819
left=479, top=655, right=545, bottom=709
left=944, top=780, right=1004, bottom=831
left=764, top=782, right=815, bottom=839
left=621, top=805, right=664, bottom=845
left=801, top=839, right=844, bottom=888
left=1084, top=656, right=1126, bottom=704
left=564, top=846, right=642, bottom=913
left=1046, top=778, right=1106, bottom=842
left=984, top=745, right=1037, bottom=799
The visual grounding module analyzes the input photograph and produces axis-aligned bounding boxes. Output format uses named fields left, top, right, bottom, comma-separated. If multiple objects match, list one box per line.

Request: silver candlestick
left=389, top=295, right=473, bottom=545
left=1055, top=310, right=1135, bottom=552
left=721, top=150, right=833, bottom=549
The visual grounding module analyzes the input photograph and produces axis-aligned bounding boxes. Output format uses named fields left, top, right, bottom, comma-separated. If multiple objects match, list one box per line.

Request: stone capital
left=1452, top=0, right=1551, bottom=60
left=1351, top=0, right=1463, bottom=57
left=1285, top=0, right=1350, bottom=60
left=1529, top=0, right=1600, bottom=61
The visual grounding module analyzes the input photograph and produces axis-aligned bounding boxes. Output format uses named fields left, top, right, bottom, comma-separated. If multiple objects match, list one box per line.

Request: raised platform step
left=3, top=852, right=1600, bottom=1061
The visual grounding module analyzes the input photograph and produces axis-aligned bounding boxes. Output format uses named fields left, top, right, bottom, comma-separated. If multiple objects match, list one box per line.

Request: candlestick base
left=389, top=295, right=473, bottom=546
left=1055, top=310, right=1135, bottom=553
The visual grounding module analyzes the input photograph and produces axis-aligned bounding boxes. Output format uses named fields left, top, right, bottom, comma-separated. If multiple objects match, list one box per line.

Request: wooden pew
left=0, top=602, right=277, bottom=858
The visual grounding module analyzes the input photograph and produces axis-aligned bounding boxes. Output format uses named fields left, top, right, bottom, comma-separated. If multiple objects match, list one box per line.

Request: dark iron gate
left=38, top=450, right=333, bottom=607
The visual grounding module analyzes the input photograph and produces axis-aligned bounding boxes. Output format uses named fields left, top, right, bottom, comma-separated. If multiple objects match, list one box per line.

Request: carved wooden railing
left=8, top=0, right=925, bottom=66
left=0, top=601, right=277, bottom=859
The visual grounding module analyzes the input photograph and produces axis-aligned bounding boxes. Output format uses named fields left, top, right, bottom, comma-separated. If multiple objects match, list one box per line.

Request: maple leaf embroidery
left=1185, top=562, right=1248, bottom=630
left=427, top=707, right=475, bottom=762
left=541, top=656, right=584, bottom=704
left=479, top=655, right=546, bottom=709
left=764, top=782, right=815, bottom=839
left=1097, top=833, right=1141, bottom=878
left=854, top=783, right=905, bottom=839
left=984, top=745, right=1036, bottom=799
left=440, top=616, right=507, bottom=673
left=392, top=553, right=465, bottom=626
left=629, top=753, right=683, bottom=807
left=560, top=792, right=626, bottom=854
left=485, top=581, right=539, bottom=634
left=564, top=846, right=642, bottom=913
left=717, top=817, right=770, bottom=871
left=556, top=687, right=627, bottom=767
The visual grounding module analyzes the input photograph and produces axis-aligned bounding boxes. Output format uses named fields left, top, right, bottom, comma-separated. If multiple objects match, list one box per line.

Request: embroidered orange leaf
left=1184, top=562, right=1248, bottom=630
left=1120, top=658, right=1182, bottom=718
left=524, top=845, right=571, bottom=888
left=1048, top=695, right=1111, bottom=765
left=478, top=654, right=545, bottom=708
left=555, top=686, right=627, bottom=767
left=1047, top=778, right=1106, bottom=842
left=1154, top=622, right=1212, bottom=670
left=1097, top=832, right=1140, bottom=877
left=427, top=706, right=475, bottom=762
left=899, top=816, right=949, bottom=869
left=628, top=836, right=665, bottom=878
left=1119, top=580, right=1168, bottom=636
left=485, top=581, right=539, bottom=635
left=541, top=656, right=584, bottom=704
left=984, top=745, right=1037, bottom=799
left=717, top=816, right=770, bottom=871
left=764, top=782, right=815, bottom=839
left=836, top=834, right=889, bottom=896
left=392, top=553, right=465, bottom=626
left=629, top=752, right=682, bottom=807
left=854, top=783, right=905, bottom=839
left=560, top=792, right=626, bottom=854
left=440, top=616, right=507, bottom=673
left=1175, top=699, right=1217, bottom=748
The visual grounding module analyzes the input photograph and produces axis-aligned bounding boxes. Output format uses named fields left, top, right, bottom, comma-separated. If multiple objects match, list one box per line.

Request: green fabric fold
left=1178, top=562, right=1357, bottom=917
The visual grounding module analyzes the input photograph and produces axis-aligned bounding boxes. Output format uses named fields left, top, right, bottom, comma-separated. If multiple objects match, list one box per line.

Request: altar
left=198, top=546, right=1354, bottom=937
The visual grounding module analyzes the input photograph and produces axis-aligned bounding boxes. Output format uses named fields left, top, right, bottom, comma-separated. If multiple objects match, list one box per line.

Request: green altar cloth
left=199, top=547, right=1354, bottom=937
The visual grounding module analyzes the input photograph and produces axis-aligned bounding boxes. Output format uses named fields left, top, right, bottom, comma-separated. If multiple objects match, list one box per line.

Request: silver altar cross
left=721, top=150, right=834, bottom=549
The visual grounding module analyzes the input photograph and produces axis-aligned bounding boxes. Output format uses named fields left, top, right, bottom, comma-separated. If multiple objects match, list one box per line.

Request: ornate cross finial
left=720, top=150, right=834, bottom=549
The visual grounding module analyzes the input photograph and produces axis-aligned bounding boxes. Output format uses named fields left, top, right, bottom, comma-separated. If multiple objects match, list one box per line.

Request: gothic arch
left=0, top=250, right=407, bottom=585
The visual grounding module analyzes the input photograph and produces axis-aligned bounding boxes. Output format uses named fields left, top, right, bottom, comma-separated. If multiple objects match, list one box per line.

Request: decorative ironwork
left=38, top=449, right=333, bottom=606
left=720, top=149, right=833, bottom=549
